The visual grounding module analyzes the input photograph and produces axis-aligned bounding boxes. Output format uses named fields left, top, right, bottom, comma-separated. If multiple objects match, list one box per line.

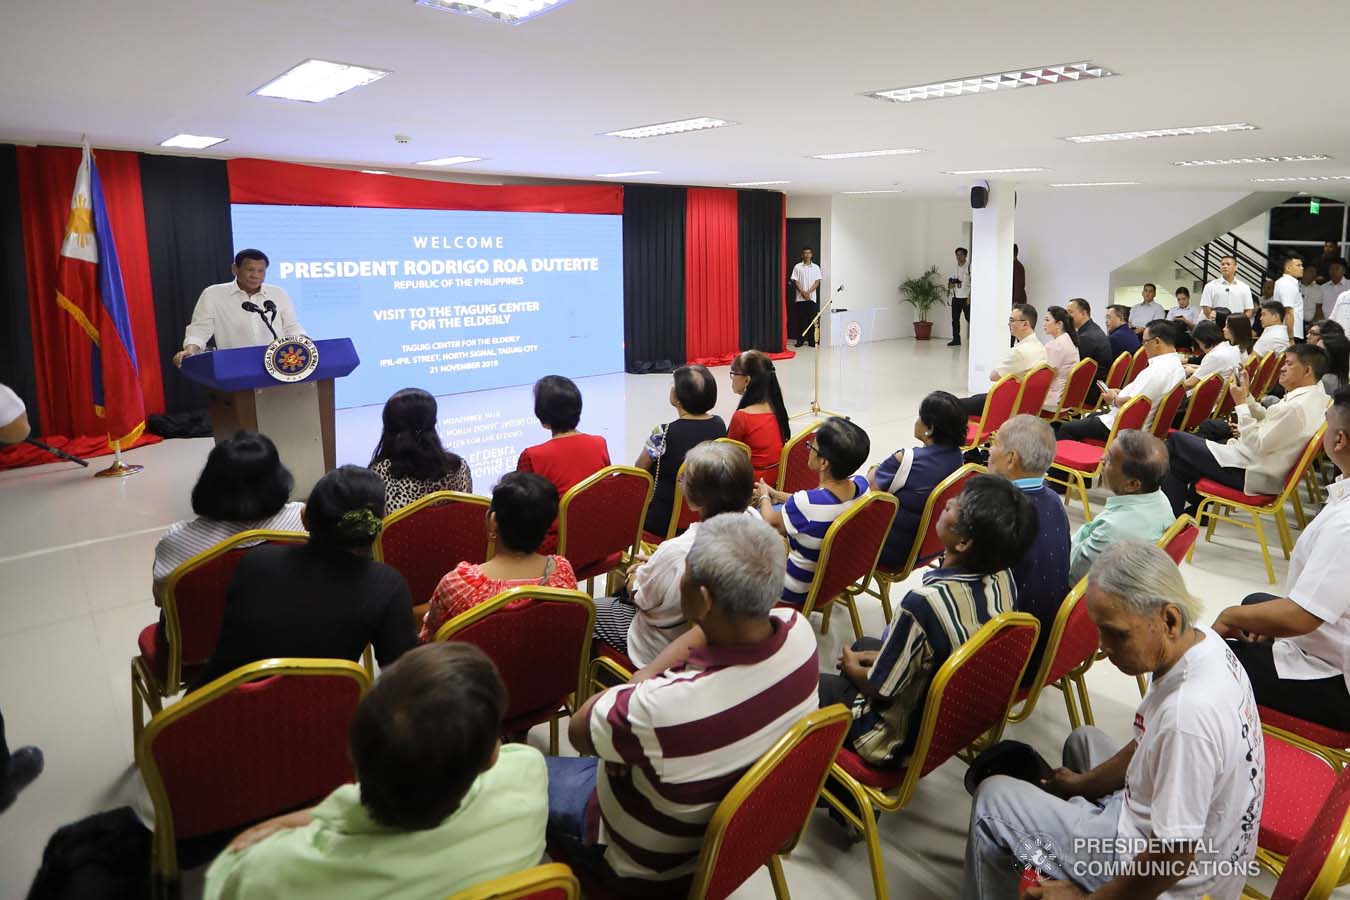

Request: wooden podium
left=180, top=339, right=360, bottom=499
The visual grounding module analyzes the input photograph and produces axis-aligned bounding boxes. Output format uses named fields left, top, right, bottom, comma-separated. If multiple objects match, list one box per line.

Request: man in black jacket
left=1068, top=298, right=1114, bottom=405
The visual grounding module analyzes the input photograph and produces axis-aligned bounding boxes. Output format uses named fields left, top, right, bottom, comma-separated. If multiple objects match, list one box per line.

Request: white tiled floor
left=0, top=337, right=1322, bottom=897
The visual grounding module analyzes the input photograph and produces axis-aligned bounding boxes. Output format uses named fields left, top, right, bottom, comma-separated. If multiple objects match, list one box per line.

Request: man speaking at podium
left=173, top=249, right=305, bottom=367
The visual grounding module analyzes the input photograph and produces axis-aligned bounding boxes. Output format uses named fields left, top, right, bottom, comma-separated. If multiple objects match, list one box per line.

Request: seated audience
left=1067, top=298, right=1113, bottom=405
left=369, top=387, right=471, bottom=512
left=1106, top=303, right=1142, bottom=358
left=420, top=472, right=576, bottom=642
left=594, top=441, right=755, bottom=667
left=870, top=391, right=966, bottom=569
left=1057, top=319, right=1184, bottom=442
left=1213, top=388, right=1350, bottom=730
left=546, top=514, right=819, bottom=885
left=200, top=466, right=416, bottom=686
left=1224, top=311, right=1256, bottom=362
left=963, top=541, right=1263, bottom=900
left=204, top=643, right=547, bottom=900
left=1041, top=306, right=1081, bottom=413
left=635, top=365, right=726, bottom=537
left=1308, top=318, right=1345, bottom=347
left=1069, top=430, right=1174, bottom=583
left=1162, top=344, right=1329, bottom=516
left=755, top=416, right=871, bottom=606
left=1253, top=300, right=1291, bottom=357
left=727, top=349, right=791, bottom=483
left=1210, top=305, right=1233, bottom=332
left=517, top=375, right=611, bottom=550
left=153, top=431, right=304, bottom=600
left=987, top=415, right=1068, bottom=671
left=1128, top=283, right=1166, bottom=334
left=1182, top=320, right=1241, bottom=393
left=818, top=475, right=1036, bottom=767
left=959, top=303, right=1046, bottom=418
left=1171, top=285, right=1203, bottom=327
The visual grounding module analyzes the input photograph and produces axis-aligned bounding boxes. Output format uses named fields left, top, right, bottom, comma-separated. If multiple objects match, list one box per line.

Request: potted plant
left=898, top=266, right=947, bottom=341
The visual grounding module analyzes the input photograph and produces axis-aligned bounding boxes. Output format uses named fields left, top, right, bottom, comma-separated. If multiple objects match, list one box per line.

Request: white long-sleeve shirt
left=1207, top=384, right=1329, bottom=496
left=1100, top=352, right=1184, bottom=431
left=183, top=281, right=305, bottom=350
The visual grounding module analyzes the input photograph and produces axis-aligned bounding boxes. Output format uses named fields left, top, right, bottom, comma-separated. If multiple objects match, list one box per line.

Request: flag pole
left=94, top=439, right=144, bottom=477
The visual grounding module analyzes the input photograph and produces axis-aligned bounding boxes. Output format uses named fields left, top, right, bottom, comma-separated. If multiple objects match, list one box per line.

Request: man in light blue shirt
left=1069, top=430, right=1175, bottom=583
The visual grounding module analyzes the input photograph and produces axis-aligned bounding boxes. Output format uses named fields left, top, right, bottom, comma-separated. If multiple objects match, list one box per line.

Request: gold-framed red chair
left=1103, top=351, right=1133, bottom=394
left=1158, top=514, right=1200, bottom=565
left=1244, top=352, right=1266, bottom=392
left=434, top=586, right=594, bottom=754
left=787, top=491, right=898, bottom=639
left=820, top=613, right=1040, bottom=900
left=715, top=436, right=752, bottom=458
left=776, top=421, right=822, bottom=493
left=135, top=658, right=370, bottom=897
left=1170, top=373, right=1226, bottom=435
left=1041, top=358, right=1098, bottom=423
left=450, top=863, right=580, bottom=900
left=558, top=465, right=653, bottom=591
left=1261, top=706, right=1350, bottom=772
left=864, top=464, right=984, bottom=623
left=1256, top=349, right=1285, bottom=399
left=964, top=372, right=1022, bottom=451
left=132, top=529, right=309, bottom=738
left=1007, top=578, right=1100, bottom=729
left=1191, top=426, right=1327, bottom=584
left=1214, top=374, right=1238, bottom=420
left=1011, top=364, right=1055, bottom=418
left=1147, top=382, right=1188, bottom=441
left=1046, top=395, right=1152, bottom=519
left=374, top=490, right=491, bottom=606
left=641, top=438, right=753, bottom=546
left=1123, top=346, right=1149, bottom=386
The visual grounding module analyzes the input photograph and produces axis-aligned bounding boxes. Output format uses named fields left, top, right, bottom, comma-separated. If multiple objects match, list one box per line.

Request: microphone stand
left=21, top=437, right=90, bottom=467
left=791, top=285, right=846, bottom=420
left=243, top=301, right=279, bottom=342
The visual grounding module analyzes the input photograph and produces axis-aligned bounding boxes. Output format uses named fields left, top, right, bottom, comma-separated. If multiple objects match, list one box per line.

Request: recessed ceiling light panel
left=253, top=59, right=390, bottom=103
left=1064, top=122, right=1257, bottom=143
left=603, top=117, right=736, bottom=139
left=810, top=148, right=925, bottom=160
left=159, top=134, right=227, bottom=149
left=414, top=156, right=483, bottom=166
left=1173, top=154, right=1329, bottom=167
left=944, top=167, right=1049, bottom=175
left=728, top=180, right=790, bottom=187
left=1049, top=181, right=1141, bottom=187
left=1251, top=175, right=1350, bottom=183
left=415, top=0, right=572, bottom=24
left=594, top=170, right=661, bottom=178
left=866, top=61, right=1115, bottom=104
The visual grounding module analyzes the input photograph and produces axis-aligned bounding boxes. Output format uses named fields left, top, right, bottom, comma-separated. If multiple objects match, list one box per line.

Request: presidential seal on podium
left=264, top=335, right=320, bottom=383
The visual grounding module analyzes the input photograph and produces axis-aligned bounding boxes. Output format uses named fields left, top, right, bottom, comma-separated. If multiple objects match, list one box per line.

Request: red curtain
left=684, top=189, right=740, bottom=364
left=17, top=146, right=164, bottom=437
left=228, top=159, right=624, bottom=214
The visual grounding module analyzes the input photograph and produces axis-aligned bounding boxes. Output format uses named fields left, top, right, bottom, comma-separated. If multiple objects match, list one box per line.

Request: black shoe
left=947, top=339, right=961, bottom=346
left=794, top=341, right=803, bottom=348
left=0, top=747, right=44, bottom=812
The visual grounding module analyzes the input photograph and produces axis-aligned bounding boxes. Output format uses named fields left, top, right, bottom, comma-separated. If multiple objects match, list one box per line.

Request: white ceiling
left=3, top=0, right=1349, bottom=197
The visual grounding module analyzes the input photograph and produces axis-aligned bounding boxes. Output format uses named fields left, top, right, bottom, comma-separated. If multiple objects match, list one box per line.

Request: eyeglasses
left=730, top=369, right=745, bottom=377
left=805, top=440, right=819, bottom=454
left=1008, top=317, right=1024, bottom=325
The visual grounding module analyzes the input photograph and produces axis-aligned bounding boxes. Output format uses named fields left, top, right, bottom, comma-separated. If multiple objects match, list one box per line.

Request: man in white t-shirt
left=948, top=246, right=971, bottom=347
left=1200, top=256, right=1255, bottom=321
left=1273, top=253, right=1305, bottom=340
left=174, top=248, right=306, bottom=367
left=963, top=541, right=1263, bottom=900
left=1319, top=259, right=1349, bottom=325
left=789, top=247, right=822, bottom=348
left=1128, top=284, right=1167, bottom=333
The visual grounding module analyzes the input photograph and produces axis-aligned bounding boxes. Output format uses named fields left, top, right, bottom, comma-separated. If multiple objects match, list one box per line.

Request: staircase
left=1173, top=232, right=1269, bottom=290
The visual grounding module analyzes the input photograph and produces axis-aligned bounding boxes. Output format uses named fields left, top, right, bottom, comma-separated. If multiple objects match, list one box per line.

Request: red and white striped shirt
left=587, top=608, right=820, bottom=881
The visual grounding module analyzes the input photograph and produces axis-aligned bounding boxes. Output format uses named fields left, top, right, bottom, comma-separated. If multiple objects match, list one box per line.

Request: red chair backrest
left=1149, top=383, right=1187, bottom=440
left=1271, top=745, right=1350, bottom=900
left=1257, top=350, right=1284, bottom=396
left=1158, top=517, right=1199, bottom=566
left=1279, top=426, right=1328, bottom=497
left=806, top=493, right=898, bottom=609
left=143, top=664, right=364, bottom=838
left=777, top=422, right=821, bottom=494
left=1124, top=347, right=1149, bottom=385
left=1213, top=377, right=1237, bottom=419
left=1113, top=394, right=1153, bottom=435
left=438, top=587, right=593, bottom=726
left=558, top=466, right=652, bottom=572
left=904, top=464, right=982, bottom=572
left=1178, top=373, right=1225, bottom=432
left=1058, top=358, right=1098, bottom=415
left=696, top=708, right=850, bottom=900
left=1104, top=352, right=1132, bottom=391
left=376, top=492, right=489, bottom=604
left=1041, top=586, right=1099, bottom=687
left=969, top=375, right=1021, bottom=446
left=1245, top=353, right=1263, bottom=387
left=1013, top=365, right=1055, bottom=417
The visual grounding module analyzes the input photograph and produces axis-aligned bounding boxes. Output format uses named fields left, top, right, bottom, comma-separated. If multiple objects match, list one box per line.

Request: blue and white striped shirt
left=781, top=475, right=870, bottom=606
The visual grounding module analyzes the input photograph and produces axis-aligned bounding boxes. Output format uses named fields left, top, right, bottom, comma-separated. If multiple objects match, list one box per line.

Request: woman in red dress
left=727, top=349, right=791, bottom=484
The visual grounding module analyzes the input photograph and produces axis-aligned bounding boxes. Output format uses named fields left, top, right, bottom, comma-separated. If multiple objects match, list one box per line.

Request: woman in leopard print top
left=369, top=388, right=473, bottom=513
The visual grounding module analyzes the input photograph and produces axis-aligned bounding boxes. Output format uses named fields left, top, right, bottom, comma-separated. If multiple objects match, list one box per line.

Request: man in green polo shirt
left=204, top=643, right=547, bottom=900
left=1069, top=429, right=1176, bottom=583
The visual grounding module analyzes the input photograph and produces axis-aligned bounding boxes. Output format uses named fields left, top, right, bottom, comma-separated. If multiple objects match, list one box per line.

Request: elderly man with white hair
left=962, top=541, right=1264, bottom=900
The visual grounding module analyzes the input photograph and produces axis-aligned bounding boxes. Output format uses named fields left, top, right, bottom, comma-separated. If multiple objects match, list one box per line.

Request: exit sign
left=1310, top=199, right=1321, bottom=215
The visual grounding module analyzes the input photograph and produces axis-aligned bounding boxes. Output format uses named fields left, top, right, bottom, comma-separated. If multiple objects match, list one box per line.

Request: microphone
left=263, top=299, right=278, bottom=322
left=242, top=300, right=279, bottom=341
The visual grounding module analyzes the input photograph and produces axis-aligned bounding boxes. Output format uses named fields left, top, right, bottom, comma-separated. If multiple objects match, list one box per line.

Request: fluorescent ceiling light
left=594, top=170, right=661, bottom=178
left=414, top=156, right=483, bottom=166
left=841, top=189, right=902, bottom=194
left=865, top=61, right=1115, bottom=104
left=1173, top=154, right=1330, bottom=167
left=159, top=133, right=227, bottom=149
left=810, top=148, right=925, bottom=160
left=604, top=117, right=736, bottom=139
left=415, top=0, right=572, bottom=24
left=361, top=169, right=391, bottom=175
left=944, top=167, right=1049, bottom=175
left=729, top=180, right=789, bottom=187
left=1050, top=181, right=1141, bottom=187
left=1064, top=122, right=1256, bottom=143
left=1251, top=175, right=1350, bottom=183
left=253, top=59, right=390, bottom=103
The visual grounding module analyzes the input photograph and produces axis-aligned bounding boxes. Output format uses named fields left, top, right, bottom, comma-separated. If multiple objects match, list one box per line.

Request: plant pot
left=913, top=321, right=934, bottom=341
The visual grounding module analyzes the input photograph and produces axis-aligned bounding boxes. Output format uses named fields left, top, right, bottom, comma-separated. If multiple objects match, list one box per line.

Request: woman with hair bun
left=198, top=465, right=417, bottom=686
left=370, top=387, right=471, bottom=512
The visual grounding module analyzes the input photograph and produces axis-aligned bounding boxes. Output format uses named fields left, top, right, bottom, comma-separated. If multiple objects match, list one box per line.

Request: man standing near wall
left=948, top=247, right=971, bottom=347
left=1275, top=253, right=1306, bottom=341
left=1200, top=255, right=1254, bottom=321
left=790, top=247, right=822, bottom=348
left=1011, top=244, right=1027, bottom=305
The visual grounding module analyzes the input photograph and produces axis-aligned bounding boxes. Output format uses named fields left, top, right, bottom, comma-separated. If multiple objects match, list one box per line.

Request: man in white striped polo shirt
left=546, top=514, right=819, bottom=886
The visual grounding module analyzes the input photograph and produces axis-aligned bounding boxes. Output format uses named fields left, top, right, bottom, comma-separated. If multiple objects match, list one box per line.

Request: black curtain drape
left=139, top=154, right=234, bottom=415
left=0, top=145, right=39, bottom=434
left=622, top=184, right=686, bottom=373
left=737, top=190, right=785, bottom=353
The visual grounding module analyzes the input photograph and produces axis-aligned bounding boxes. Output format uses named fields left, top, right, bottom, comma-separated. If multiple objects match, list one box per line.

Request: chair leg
left=1057, top=677, right=1082, bottom=730
left=1274, top=507, right=1293, bottom=559
left=844, top=596, right=863, bottom=642
left=1290, top=487, right=1308, bottom=531
left=767, top=855, right=791, bottom=900
left=879, top=581, right=893, bottom=625
left=548, top=716, right=559, bottom=756
left=1251, top=511, right=1276, bottom=585
left=1074, top=673, right=1096, bottom=727
left=1074, top=473, right=1092, bottom=520
left=820, top=604, right=831, bottom=635
left=1201, top=500, right=1218, bottom=543
left=1136, top=675, right=1148, bottom=697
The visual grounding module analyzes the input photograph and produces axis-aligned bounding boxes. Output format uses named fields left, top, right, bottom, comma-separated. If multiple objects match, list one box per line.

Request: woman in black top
left=199, top=465, right=417, bottom=686
left=635, top=365, right=727, bottom=536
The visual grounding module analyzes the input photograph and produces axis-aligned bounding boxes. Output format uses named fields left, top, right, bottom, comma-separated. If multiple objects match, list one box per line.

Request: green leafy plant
left=898, top=266, right=948, bottom=323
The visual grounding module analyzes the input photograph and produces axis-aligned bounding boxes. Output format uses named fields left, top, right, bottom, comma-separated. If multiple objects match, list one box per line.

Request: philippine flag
left=55, top=144, right=145, bottom=446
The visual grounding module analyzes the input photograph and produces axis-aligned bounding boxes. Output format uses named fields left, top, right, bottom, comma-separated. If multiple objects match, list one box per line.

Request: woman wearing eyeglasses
left=727, top=349, right=791, bottom=484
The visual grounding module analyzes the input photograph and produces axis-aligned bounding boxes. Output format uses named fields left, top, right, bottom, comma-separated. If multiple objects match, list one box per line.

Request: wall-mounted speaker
left=970, top=180, right=991, bottom=209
